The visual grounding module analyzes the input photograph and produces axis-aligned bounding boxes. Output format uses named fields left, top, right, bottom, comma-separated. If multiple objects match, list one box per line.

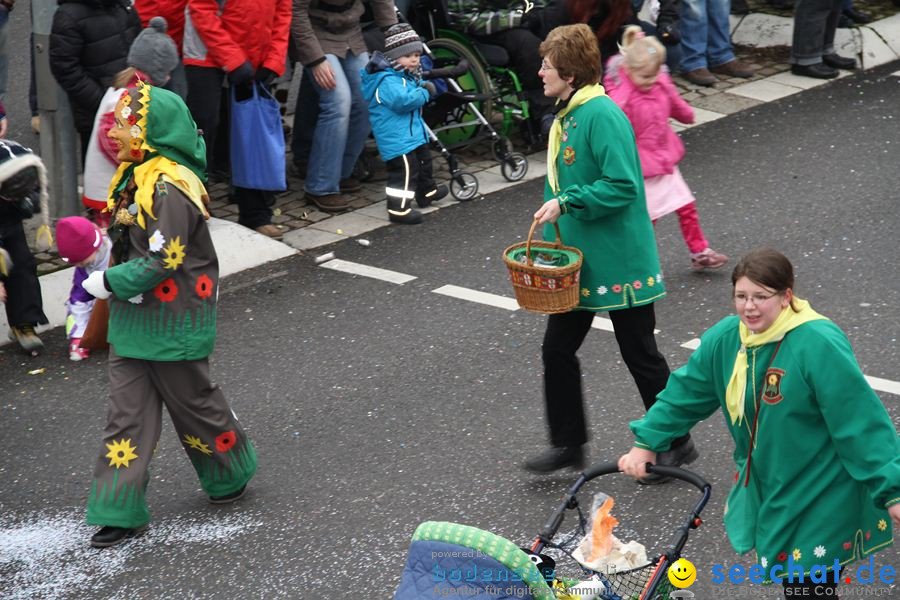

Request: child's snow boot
left=387, top=197, right=423, bottom=225
left=416, top=184, right=448, bottom=208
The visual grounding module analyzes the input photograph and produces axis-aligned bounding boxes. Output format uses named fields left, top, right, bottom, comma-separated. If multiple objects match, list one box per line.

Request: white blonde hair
left=619, top=25, right=666, bottom=72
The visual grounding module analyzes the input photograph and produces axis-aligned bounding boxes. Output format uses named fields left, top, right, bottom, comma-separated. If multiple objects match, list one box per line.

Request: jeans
left=679, top=0, right=736, bottom=72
left=305, top=52, right=370, bottom=196
left=791, top=0, right=841, bottom=64
left=542, top=305, right=673, bottom=447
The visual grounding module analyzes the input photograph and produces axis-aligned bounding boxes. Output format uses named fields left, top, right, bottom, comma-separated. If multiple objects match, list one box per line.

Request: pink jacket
left=602, top=56, right=694, bottom=178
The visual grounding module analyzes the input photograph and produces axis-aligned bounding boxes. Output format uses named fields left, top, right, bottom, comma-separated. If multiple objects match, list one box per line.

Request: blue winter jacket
left=360, top=52, right=430, bottom=161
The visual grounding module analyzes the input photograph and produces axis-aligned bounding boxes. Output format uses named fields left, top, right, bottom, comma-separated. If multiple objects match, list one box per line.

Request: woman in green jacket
left=525, top=24, right=694, bottom=476
left=81, top=82, right=257, bottom=548
left=620, top=248, right=900, bottom=599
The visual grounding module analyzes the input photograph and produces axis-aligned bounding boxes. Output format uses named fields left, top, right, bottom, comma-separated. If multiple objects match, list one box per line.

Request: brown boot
left=339, top=178, right=362, bottom=193
left=305, top=192, right=349, bottom=213
left=683, top=67, right=717, bottom=87
left=254, top=224, right=285, bottom=239
left=710, top=60, right=754, bottom=78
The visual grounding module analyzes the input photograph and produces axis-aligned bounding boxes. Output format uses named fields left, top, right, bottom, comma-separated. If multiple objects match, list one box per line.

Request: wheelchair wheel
left=450, top=171, right=479, bottom=201
left=501, top=152, right=528, bottom=182
left=427, top=37, right=493, bottom=147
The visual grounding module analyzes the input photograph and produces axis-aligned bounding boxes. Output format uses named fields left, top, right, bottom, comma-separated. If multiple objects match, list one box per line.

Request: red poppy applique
left=777, top=552, right=788, bottom=562
left=843, top=542, right=852, bottom=551
left=195, top=274, right=214, bottom=299
left=866, top=531, right=871, bottom=541
left=632, top=280, right=642, bottom=290
left=153, top=278, right=178, bottom=302
left=612, top=284, right=622, bottom=293
left=215, top=431, right=237, bottom=453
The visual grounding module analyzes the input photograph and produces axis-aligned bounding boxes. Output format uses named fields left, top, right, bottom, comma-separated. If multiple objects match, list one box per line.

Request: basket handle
left=525, top=219, right=563, bottom=266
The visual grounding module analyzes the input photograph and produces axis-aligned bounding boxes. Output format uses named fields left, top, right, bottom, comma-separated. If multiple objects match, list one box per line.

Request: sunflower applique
left=792, top=549, right=802, bottom=561
left=183, top=434, right=213, bottom=456
left=105, top=438, right=138, bottom=469
left=580, top=287, right=590, bottom=297
left=162, top=236, right=186, bottom=270
left=878, top=519, right=888, bottom=532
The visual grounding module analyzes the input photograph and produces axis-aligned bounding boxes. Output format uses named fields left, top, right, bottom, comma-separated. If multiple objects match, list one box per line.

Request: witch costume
left=85, top=82, right=257, bottom=547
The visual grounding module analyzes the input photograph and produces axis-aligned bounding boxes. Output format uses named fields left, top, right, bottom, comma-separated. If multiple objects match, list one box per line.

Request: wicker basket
left=503, top=220, right=583, bottom=314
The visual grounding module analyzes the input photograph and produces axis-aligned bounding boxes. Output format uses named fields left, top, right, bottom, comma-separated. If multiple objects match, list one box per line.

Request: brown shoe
left=710, top=60, right=754, bottom=78
left=683, top=67, right=717, bottom=87
left=339, top=177, right=362, bottom=193
left=254, top=224, right=285, bottom=239
left=305, top=192, right=349, bottom=213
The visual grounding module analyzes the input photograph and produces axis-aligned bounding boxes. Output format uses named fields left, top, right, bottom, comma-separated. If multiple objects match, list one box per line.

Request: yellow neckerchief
left=725, top=298, right=827, bottom=425
left=546, top=83, right=606, bottom=194
left=107, top=155, right=209, bottom=229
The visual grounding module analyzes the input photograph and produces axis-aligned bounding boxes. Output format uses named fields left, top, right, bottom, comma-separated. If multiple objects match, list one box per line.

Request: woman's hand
left=618, top=447, right=657, bottom=479
left=889, top=504, right=900, bottom=529
left=534, top=198, right=561, bottom=224
left=311, top=61, right=337, bottom=90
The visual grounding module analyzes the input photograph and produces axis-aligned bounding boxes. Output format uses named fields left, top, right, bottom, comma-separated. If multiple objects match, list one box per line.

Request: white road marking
left=866, top=376, right=900, bottom=397
left=319, top=259, right=417, bottom=284
left=432, top=285, right=520, bottom=311
left=891, top=70, right=900, bottom=77
left=592, top=316, right=659, bottom=334
left=681, top=338, right=701, bottom=350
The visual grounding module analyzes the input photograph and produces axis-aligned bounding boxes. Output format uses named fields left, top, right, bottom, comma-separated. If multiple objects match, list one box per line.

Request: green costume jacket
left=632, top=316, right=900, bottom=579
left=543, top=95, right=665, bottom=311
left=105, top=178, right=218, bottom=361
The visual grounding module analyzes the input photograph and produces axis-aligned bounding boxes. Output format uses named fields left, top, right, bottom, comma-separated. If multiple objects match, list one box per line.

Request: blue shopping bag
left=229, top=83, right=286, bottom=191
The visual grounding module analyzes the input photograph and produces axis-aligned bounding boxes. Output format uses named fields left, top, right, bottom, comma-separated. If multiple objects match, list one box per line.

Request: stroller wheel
left=450, top=171, right=479, bottom=201
left=501, top=152, right=529, bottom=182
left=491, top=138, right=513, bottom=162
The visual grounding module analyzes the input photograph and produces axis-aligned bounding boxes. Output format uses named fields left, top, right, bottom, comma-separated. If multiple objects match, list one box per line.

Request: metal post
left=31, top=0, right=79, bottom=220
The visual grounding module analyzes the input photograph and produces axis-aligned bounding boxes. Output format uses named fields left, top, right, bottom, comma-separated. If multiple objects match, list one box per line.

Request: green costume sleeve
left=799, top=323, right=900, bottom=509
left=105, top=183, right=196, bottom=300
left=631, top=327, right=722, bottom=452
left=556, top=101, right=643, bottom=221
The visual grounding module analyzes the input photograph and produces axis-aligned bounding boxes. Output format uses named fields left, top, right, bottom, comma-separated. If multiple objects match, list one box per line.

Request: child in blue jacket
left=361, top=24, right=447, bottom=224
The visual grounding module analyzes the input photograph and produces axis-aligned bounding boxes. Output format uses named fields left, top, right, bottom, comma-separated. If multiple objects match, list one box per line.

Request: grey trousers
left=791, top=0, right=842, bottom=64
left=86, top=348, right=257, bottom=528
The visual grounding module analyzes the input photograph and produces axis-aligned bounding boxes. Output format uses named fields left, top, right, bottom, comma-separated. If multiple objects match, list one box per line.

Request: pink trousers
left=653, top=202, right=708, bottom=254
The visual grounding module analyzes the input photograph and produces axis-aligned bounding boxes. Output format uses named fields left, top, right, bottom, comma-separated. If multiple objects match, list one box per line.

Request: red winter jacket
left=133, top=0, right=187, bottom=53
left=182, top=0, right=292, bottom=74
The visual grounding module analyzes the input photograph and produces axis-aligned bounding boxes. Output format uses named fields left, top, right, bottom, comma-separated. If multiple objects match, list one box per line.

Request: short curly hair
left=539, top=24, right=601, bottom=90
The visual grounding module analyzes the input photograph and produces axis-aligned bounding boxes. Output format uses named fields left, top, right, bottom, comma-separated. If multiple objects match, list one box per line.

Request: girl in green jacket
left=620, top=248, right=900, bottom=599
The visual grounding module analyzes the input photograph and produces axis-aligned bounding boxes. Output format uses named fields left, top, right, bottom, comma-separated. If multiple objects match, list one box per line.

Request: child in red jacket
left=603, top=27, right=727, bottom=271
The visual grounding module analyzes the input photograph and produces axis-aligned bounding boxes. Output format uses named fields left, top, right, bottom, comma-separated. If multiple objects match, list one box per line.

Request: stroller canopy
left=393, top=521, right=555, bottom=600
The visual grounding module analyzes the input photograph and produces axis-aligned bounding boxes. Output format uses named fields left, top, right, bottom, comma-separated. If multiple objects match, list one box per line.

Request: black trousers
left=783, top=581, right=839, bottom=598
left=185, top=65, right=274, bottom=229
left=385, top=144, right=435, bottom=215
left=0, top=218, right=47, bottom=328
left=542, top=304, right=673, bottom=448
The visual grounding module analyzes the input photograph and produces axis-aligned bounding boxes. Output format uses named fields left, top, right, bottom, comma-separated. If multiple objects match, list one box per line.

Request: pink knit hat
left=56, top=216, right=102, bottom=263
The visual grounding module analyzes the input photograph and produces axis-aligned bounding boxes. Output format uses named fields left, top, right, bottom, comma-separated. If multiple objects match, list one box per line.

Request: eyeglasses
left=539, top=60, right=557, bottom=72
left=733, top=291, right=780, bottom=305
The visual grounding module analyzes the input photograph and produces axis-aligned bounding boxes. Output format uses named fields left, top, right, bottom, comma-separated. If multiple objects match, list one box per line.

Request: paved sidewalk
left=9, top=5, right=900, bottom=345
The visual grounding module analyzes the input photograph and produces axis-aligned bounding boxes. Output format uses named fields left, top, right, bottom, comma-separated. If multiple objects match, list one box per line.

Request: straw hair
left=540, top=24, right=601, bottom=89
left=619, top=25, right=666, bottom=72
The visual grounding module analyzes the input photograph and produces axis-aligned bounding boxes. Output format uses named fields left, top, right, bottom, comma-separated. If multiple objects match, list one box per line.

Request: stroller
left=393, top=462, right=711, bottom=600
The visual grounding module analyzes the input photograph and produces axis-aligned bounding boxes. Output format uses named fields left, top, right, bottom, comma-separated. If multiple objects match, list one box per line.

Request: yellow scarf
left=107, top=155, right=209, bottom=229
left=546, top=83, right=606, bottom=194
left=725, top=298, right=827, bottom=425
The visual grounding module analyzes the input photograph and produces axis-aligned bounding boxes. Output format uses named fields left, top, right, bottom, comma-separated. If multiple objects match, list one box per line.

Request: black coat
left=49, top=0, right=141, bottom=133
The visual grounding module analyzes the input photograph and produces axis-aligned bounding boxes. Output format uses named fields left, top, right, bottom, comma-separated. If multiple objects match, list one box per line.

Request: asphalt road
left=1, top=62, right=899, bottom=600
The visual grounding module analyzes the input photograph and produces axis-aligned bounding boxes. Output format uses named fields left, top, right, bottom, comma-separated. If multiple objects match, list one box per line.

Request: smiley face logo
left=668, top=558, right=696, bottom=588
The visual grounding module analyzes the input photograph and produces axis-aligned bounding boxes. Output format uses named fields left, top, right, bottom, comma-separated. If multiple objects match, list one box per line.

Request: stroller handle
left=583, top=461, right=711, bottom=492
left=532, top=461, right=711, bottom=556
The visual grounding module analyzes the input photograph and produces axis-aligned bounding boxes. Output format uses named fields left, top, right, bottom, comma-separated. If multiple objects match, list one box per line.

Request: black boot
left=209, top=484, right=247, bottom=504
left=523, top=446, right=585, bottom=473
left=90, top=524, right=148, bottom=548
left=638, top=438, right=699, bottom=485
left=387, top=197, right=423, bottom=225
left=416, top=185, right=448, bottom=208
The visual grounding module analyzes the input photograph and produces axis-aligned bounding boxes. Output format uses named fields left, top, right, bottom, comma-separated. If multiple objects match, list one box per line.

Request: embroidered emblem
left=762, top=368, right=785, bottom=404
left=155, top=180, right=169, bottom=197
left=563, top=146, right=576, bottom=165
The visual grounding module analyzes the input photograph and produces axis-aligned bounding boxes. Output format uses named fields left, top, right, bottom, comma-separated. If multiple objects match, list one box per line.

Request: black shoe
left=416, top=184, right=449, bottom=208
left=523, top=446, right=585, bottom=474
left=209, top=484, right=247, bottom=504
left=823, top=53, right=857, bottom=70
left=387, top=198, right=423, bottom=224
left=843, top=7, right=871, bottom=23
left=638, top=439, right=699, bottom=485
left=90, top=524, right=148, bottom=548
left=791, top=63, right=839, bottom=79
left=837, top=14, right=854, bottom=28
